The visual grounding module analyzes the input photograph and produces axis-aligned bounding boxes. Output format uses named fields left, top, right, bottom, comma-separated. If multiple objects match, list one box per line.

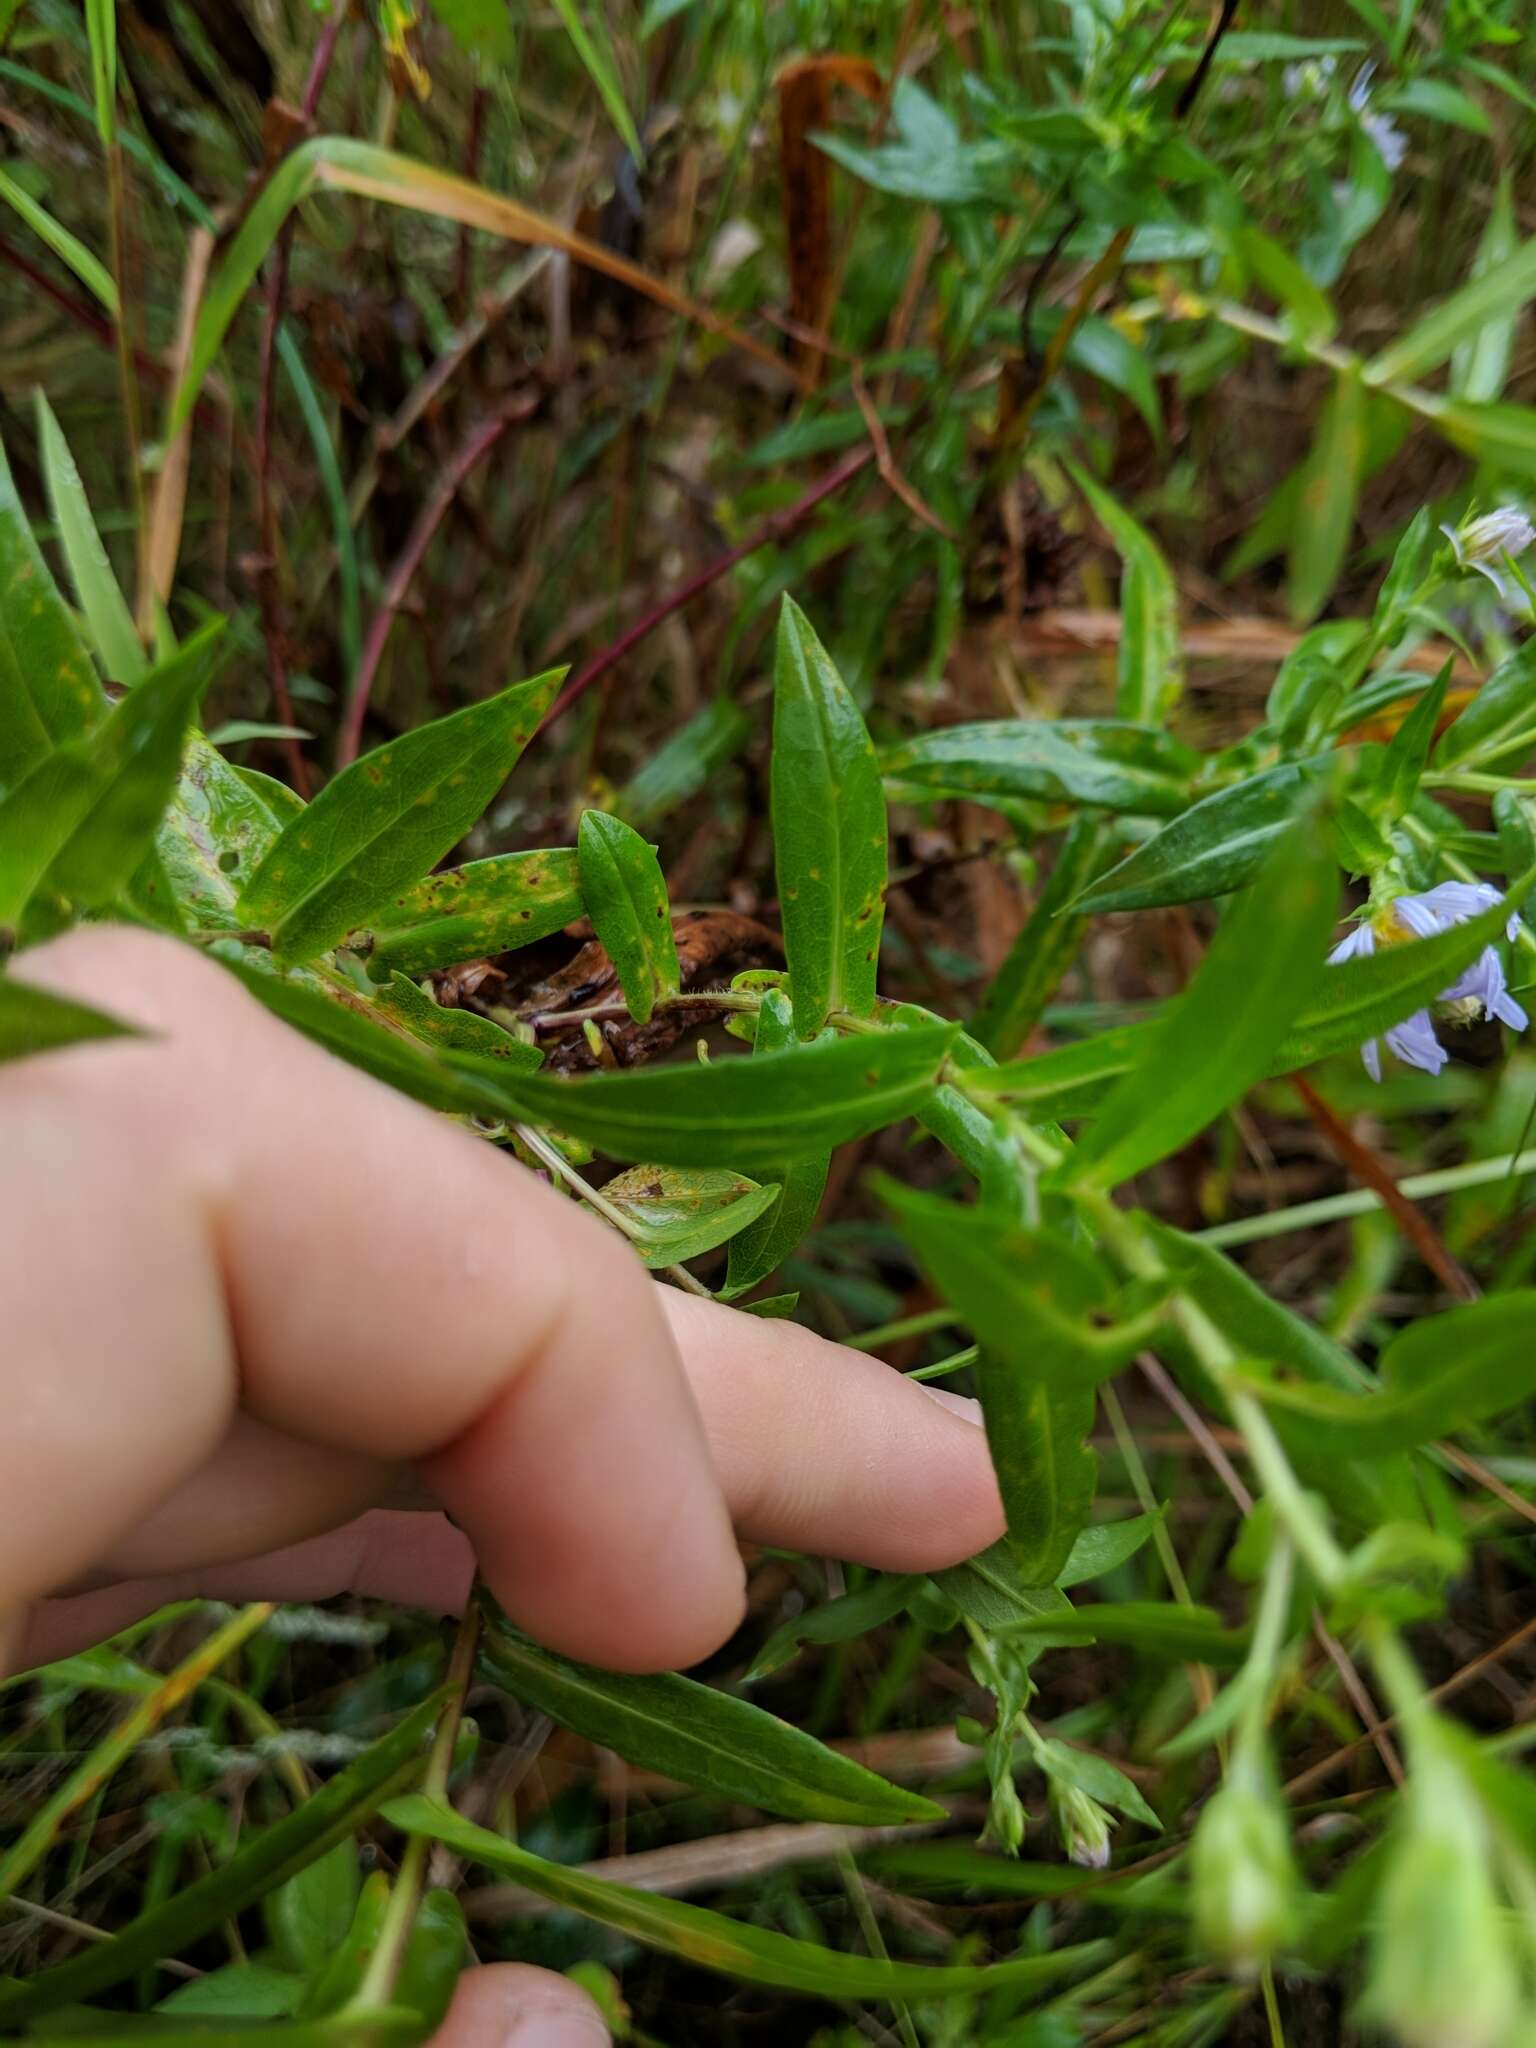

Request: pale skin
left=3, top=927, right=1005, bottom=2048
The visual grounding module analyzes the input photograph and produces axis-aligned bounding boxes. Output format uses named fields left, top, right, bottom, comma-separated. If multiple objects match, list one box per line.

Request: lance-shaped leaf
left=930, top=1544, right=1078, bottom=1643
left=0, top=977, right=139, bottom=1065
left=724, top=988, right=831, bottom=1294
left=1068, top=463, right=1183, bottom=724
left=1434, top=639, right=1536, bottom=770
left=384, top=1796, right=1108, bottom=2002
left=154, top=735, right=292, bottom=933
left=885, top=720, right=1198, bottom=820
left=35, top=390, right=145, bottom=686
left=0, top=429, right=104, bottom=793
left=1289, top=364, right=1366, bottom=625
left=376, top=972, right=543, bottom=1069
left=239, top=669, right=562, bottom=961
left=577, top=808, right=679, bottom=1024
left=772, top=599, right=886, bottom=1035
left=1238, top=1291, right=1536, bottom=1454
left=0, top=622, right=222, bottom=934
left=1071, top=760, right=1327, bottom=914
left=0, top=1693, right=443, bottom=2026
left=1063, top=811, right=1338, bottom=1191
left=993, top=1604, right=1249, bottom=1664
left=479, top=1614, right=940, bottom=1825
left=1367, top=229, right=1536, bottom=389
left=881, top=1181, right=1141, bottom=1585
left=367, top=847, right=582, bottom=973
left=746, top=1573, right=923, bottom=1681
left=1365, top=660, right=1449, bottom=822
left=598, top=1164, right=781, bottom=1268
left=502, top=1020, right=957, bottom=1171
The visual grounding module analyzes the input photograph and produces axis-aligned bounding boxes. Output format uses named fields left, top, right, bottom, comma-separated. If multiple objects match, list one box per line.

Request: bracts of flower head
left=1440, top=505, right=1536, bottom=609
left=1327, top=881, right=1528, bottom=1082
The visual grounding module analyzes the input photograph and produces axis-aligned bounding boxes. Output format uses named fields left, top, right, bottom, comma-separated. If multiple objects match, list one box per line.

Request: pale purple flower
left=1327, top=881, right=1527, bottom=1080
left=1440, top=507, right=1536, bottom=607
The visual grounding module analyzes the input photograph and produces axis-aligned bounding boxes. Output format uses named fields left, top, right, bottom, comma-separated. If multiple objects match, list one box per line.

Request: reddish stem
left=336, top=402, right=532, bottom=767
left=540, top=443, right=875, bottom=733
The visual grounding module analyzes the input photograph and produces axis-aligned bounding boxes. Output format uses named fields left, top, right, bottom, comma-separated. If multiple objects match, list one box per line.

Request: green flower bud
left=1364, top=1722, right=1520, bottom=2048
left=1049, top=1779, right=1114, bottom=1869
left=1191, top=1742, right=1299, bottom=1978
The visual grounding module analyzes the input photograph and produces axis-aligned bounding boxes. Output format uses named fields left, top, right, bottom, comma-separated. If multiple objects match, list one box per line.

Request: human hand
left=3, top=926, right=1003, bottom=2045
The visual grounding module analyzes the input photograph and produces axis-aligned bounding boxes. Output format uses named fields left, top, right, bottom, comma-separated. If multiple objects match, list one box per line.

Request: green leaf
left=0, top=166, right=117, bottom=312
left=772, top=599, right=887, bottom=1034
left=957, top=1023, right=1151, bottom=1117
left=598, top=1164, right=781, bottom=1268
left=1288, top=366, right=1365, bottom=624
left=1270, top=875, right=1526, bottom=1071
left=0, top=1694, right=443, bottom=2026
left=153, top=737, right=290, bottom=933
left=263, top=1842, right=359, bottom=1979
left=1241, top=1292, right=1536, bottom=1453
left=393, top=1889, right=464, bottom=2034
left=0, top=977, right=138, bottom=1064
left=1367, top=234, right=1536, bottom=389
left=0, top=623, right=222, bottom=934
left=426, top=0, right=516, bottom=63
left=881, top=1182, right=1135, bottom=1586
left=885, top=720, right=1197, bottom=820
left=1367, top=660, right=1448, bottom=821
left=930, top=1543, right=1078, bottom=1640
left=616, top=697, right=750, bottom=830
left=35, top=391, right=144, bottom=685
left=367, top=848, right=582, bottom=974
left=1434, top=640, right=1536, bottom=769
left=294, top=1872, right=391, bottom=2019
left=238, top=670, right=563, bottom=962
left=1056, top=1511, right=1163, bottom=1588
left=157, top=1964, right=304, bottom=2019
left=478, top=1616, right=939, bottom=1825
left=375, top=973, right=542, bottom=1068
left=1451, top=174, right=1518, bottom=403
left=973, top=818, right=1110, bottom=1059
left=501, top=1019, right=959, bottom=1171
left=745, top=1575, right=923, bottom=1681
left=383, top=1796, right=1108, bottom=2000
left=1380, top=76, right=1491, bottom=137
left=1063, top=811, right=1338, bottom=1190
left=577, top=809, right=679, bottom=1025
left=1067, top=465, right=1183, bottom=723
left=1229, top=224, right=1336, bottom=345
left=1431, top=394, right=1536, bottom=480
left=0, top=427, right=104, bottom=793
left=995, top=1603, right=1249, bottom=1664
left=27, top=2010, right=424, bottom=2044
left=723, top=988, right=831, bottom=1294
left=1071, top=761, right=1325, bottom=913
left=549, top=0, right=642, bottom=160
left=1035, top=1738, right=1160, bottom=1831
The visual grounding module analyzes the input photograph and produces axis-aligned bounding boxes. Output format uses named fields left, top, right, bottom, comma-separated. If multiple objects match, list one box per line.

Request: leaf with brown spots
left=238, top=668, right=563, bottom=963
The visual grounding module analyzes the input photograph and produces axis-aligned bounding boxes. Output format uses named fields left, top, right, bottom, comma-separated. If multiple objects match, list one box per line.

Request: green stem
left=1195, top=1145, right=1536, bottom=1247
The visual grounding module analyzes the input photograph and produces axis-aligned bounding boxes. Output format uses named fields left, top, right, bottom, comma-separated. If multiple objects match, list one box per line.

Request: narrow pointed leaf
left=479, top=1616, right=940, bottom=1825
left=746, top=1574, right=923, bottom=1681
left=1068, top=464, right=1183, bottom=723
left=375, top=972, right=543, bottom=1068
left=384, top=1795, right=1108, bottom=2002
left=577, top=809, right=678, bottom=1024
left=0, top=431, right=103, bottom=792
left=1434, top=639, right=1536, bottom=769
left=0, top=977, right=139, bottom=1064
left=1064, top=812, right=1338, bottom=1190
left=1367, top=232, right=1536, bottom=389
left=238, top=670, right=562, bottom=961
left=598, top=1164, right=780, bottom=1267
left=35, top=391, right=145, bottom=685
left=772, top=599, right=886, bottom=1034
left=1288, top=366, right=1366, bottom=625
left=885, top=720, right=1197, bottom=819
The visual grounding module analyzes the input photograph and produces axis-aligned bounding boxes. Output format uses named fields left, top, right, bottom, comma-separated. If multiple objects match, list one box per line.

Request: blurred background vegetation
left=4, top=2, right=1536, bottom=2042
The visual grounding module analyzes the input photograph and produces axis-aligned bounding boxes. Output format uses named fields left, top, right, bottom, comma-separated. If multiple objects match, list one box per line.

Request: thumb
left=431, top=1965, right=609, bottom=2048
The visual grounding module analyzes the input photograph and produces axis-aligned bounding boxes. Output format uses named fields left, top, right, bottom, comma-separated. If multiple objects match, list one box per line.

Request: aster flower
left=1327, top=881, right=1527, bottom=1081
left=1440, top=506, right=1536, bottom=607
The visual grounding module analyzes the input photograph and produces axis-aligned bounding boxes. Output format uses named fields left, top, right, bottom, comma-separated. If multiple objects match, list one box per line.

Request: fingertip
left=432, top=1964, right=609, bottom=2048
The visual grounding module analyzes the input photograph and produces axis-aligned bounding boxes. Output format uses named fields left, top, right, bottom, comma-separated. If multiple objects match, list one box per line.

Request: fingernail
left=919, top=1384, right=985, bottom=1426
left=501, top=1997, right=609, bottom=2048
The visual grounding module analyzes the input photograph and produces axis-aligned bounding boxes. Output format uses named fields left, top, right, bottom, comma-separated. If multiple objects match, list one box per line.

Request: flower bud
left=1049, top=1779, right=1114, bottom=1870
left=1364, top=1722, right=1519, bottom=2048
left=1449, top=507, right=1536, bottom=567
left=1191, top=1742, right=1299, bottom=1978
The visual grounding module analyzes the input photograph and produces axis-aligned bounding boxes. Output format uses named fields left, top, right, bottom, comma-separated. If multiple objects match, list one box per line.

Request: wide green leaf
left=1063, top=812, right=1338, bottom=1190
left=0, top=623, right=221, bottom=934
left=597, top=1163, right=781, bottom=1267
left=1071, top=761, right=1325, bottom=913
left=882, top=1181, right=1137, bottom=1586
left=577, top=808, right=679, bottom=1025
left=885, top=720, right=1198, bottom=820
left=384, top=1795, right=1108, bottom=2001
left=35, top=391, right=145, bottom=686
left=238, top=669, right=562, bottom=961
left=0, top=429, right=103, bottom=793
left=367, top=847, right=582, bottom=973
left=0, top=1694, right=443, bottom=2025
left=723, top=989, right=831, bottom=1293
left=1056, top=1511, right=1163, bottom=1588
left=479, top=1616, right=940, bottom=1825
left=1068, top=464, right=1182, bottom=723
left=154, top=736, right=291, bottom=932
left=1434, top=639, right=1536, bottom=769
left=0, top=976, right=138, bottom=1064
left=501, top=1020, right=958, bottom=1170
left=772, top=599, right=887, bottom=1035
left=1241, top=1292, right=1536, bottom=1453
